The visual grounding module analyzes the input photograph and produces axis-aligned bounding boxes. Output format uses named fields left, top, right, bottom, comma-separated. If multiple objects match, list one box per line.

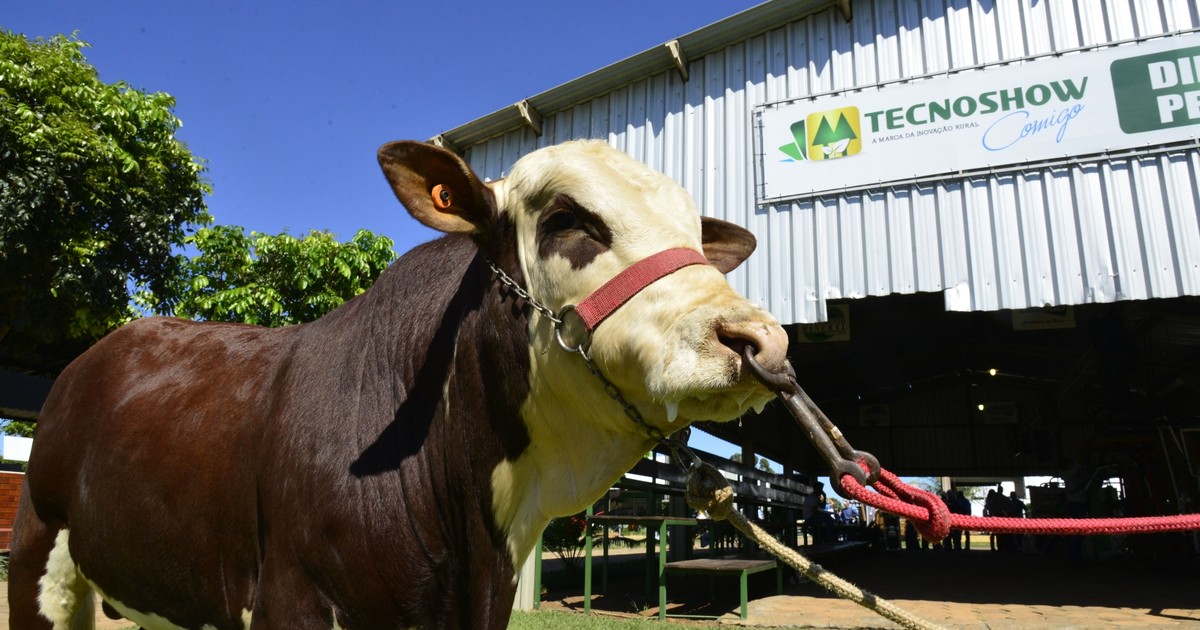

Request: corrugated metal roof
left=432, top=0, right=840, bottom=149
left=441, top=0, right=1200, bottom=326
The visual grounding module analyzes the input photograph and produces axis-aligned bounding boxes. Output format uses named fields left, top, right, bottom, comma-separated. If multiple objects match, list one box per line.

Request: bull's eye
left=544, top=210, right=581, bottom=235
left=536, top=195, right=613, bottom=268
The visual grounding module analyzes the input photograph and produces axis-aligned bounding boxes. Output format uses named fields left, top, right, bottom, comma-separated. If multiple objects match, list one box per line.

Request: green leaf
left=166, top=226, right=395, bottom=327
left=0, top=29, right=211, bottom=372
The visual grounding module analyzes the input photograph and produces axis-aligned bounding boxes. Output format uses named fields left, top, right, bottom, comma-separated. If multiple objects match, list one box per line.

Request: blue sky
left=6, top=0, right=765, bottom=458
left=6, top=0, right=761, bottom=255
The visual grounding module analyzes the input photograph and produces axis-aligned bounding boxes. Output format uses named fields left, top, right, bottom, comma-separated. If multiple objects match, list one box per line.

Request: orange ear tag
left=431, top=184, right=453, bottom=210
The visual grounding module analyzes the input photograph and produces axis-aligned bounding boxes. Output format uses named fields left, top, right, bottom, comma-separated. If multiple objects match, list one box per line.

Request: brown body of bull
left=10, top=140, right=788, bottom=629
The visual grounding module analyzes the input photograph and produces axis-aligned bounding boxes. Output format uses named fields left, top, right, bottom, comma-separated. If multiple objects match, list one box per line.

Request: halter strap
left=574, top=248, right=709, bottom=331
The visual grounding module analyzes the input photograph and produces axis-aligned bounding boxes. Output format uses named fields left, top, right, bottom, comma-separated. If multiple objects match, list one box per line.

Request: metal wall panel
left=457, top=0, right=1200, bottom=326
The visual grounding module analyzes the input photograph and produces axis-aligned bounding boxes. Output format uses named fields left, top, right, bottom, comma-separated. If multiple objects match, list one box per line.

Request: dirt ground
left=541, top=544, right=1200, bottom=628
left=2, top=544, right=1197, bottom=628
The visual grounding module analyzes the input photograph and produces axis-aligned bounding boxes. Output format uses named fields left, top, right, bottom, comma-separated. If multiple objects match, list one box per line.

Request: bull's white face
left=378, top=139, right=788, bottom=569
left=485, top=142, right=788, bottom=560
left=493, top=141, right=785, bottom=431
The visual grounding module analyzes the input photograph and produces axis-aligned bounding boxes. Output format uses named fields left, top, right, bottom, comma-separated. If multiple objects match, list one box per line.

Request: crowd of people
left=800, top=483, right=875, bottom=544
left=901, top=485, right=1027, bottom=552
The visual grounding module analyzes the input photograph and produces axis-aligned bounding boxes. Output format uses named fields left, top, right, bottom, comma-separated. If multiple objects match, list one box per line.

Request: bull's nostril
left=716, top=320, right=788, bottom=374
left=717, top=334, right=755, bottom=358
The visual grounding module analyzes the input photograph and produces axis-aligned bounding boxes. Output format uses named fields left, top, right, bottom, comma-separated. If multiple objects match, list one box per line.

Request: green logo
left=778, top=106, right=863, bottom=162
left=1111, top=44, right=1200, bottom=134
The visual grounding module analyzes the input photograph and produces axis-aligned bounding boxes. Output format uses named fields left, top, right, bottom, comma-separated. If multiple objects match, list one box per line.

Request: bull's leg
left=9, top=488, right=95, bottom=630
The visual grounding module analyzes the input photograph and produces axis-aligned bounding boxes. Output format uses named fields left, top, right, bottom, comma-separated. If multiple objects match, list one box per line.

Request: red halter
left=575, top=248, right=708, bottom=329
left=555, top=248, right=709, bottom=354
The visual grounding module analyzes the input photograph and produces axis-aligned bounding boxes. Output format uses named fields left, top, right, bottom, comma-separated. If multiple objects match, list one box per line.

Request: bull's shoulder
left=117, top=315, right=271, bottom=335
left=46, top=316, right=302, bottom=433
left=66, top=316, right=300, bottom=381
left=101, top=316, right=297, bottom=348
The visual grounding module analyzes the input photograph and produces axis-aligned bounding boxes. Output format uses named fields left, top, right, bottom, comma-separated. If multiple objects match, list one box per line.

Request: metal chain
left=485, top=258, right=700, bottom=473
left=486, top=259, right=561, bottom=325
left=576, top=348, right=702, bottom=471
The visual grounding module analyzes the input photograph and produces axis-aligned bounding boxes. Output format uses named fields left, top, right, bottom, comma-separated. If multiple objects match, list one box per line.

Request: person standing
left=984, top=488, right=1002, bottom=551
left=1009, top=491, right=1026, bottom=518
left=1006, top=490, right=1026, bottom=553
left=956, top=490, right=973, bottom=550
left=944, top=491, right=963, bottom=551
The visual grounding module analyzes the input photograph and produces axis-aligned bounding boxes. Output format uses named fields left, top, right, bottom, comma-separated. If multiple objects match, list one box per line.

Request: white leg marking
left=85, top=575, right=237, bottom=630
left=37, top=528, right=95, bottom=630
left=81, top=568, right=241, bottom=630
left=36, top=528, right=248, bottom=630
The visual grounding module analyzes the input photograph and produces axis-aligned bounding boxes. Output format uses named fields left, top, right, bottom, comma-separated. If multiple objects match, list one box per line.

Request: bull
left=10, top=139, right=789, bottom=629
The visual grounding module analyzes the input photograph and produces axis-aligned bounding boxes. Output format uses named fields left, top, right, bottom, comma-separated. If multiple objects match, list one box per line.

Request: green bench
left=660, top=557, right=782, bottom=620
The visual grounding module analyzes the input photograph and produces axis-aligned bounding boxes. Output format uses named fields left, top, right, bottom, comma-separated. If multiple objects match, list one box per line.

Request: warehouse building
left=434, top=0, right=1200, bottom=560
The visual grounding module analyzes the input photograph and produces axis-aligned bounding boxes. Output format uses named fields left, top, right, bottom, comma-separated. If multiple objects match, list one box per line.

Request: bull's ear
left=377, top=141, right=493, bottom=234
left=701, top=217, right=757, bottom=273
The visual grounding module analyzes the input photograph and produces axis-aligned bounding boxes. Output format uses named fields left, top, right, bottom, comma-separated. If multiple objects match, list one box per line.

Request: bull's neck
left=488, top=342, right=661, bottom=568
left=380, top=235, right=543, bottom=562
left=362, top=235, right=658, bottom=572
left=344, top=235, right=533, bottom=561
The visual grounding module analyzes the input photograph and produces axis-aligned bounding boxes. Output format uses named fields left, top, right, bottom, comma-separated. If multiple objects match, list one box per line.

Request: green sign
left=1111, top=44, right=1200, bottom=133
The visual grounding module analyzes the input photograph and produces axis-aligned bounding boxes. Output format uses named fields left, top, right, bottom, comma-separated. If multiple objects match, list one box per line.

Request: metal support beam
left=429, top=134, right=461, bottom=156
left=835, top=0, right=851, bottom=21
left=665, top=39, right=689, bottom=82
left=516, top=100, right=543, bottom=137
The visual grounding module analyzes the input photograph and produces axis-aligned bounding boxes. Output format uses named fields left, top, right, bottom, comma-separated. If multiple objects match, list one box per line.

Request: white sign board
left=756, top=33, right=1200, bottom=201
left=1, top=435, right=32, bottom=462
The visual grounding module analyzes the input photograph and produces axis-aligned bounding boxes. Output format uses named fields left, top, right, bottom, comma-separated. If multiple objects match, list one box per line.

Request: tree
left=0, top=419, right=34, bottom=438
left=164, top=226, right=396, bottom=327
left=541, top=512, right=594, bottom=574
left=729, top=452, right=776, bottom=474
left=0, top=31, right=211, bottom=373
left=0, top=227, right=396, bottom=437
left=908, top=477, right=939, bottom=493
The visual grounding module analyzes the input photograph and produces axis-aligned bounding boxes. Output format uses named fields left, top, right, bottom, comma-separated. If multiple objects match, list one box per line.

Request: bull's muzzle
left=715, top=319, right=788, bottom=376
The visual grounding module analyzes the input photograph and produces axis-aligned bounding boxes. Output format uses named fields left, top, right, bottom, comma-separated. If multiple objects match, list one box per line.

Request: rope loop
left=689, top=462, right=947, bottom=630
left=684, top=462, right=735, bottom=521
left=879, top=469, right=951, bottom=543
left=909, top=486, right=953, bottom=543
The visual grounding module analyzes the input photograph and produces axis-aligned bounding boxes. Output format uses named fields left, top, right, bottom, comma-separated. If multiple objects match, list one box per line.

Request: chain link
left=575, top=337, right=701, bottom=473
left=485, top=257, right=699, bottom=473
left=487, top=259, right=561, bottom=325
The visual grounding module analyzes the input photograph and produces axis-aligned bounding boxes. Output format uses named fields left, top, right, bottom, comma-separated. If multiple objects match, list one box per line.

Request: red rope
left=839, top=468, right=1200, bottom=542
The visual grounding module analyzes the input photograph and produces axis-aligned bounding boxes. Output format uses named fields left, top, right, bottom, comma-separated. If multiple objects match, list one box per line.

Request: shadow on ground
left=540, top=544, right=1200, bottom=626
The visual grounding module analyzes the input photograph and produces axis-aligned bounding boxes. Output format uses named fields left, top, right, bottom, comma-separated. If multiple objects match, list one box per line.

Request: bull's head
left=378, top=140, right=788, bottom=560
